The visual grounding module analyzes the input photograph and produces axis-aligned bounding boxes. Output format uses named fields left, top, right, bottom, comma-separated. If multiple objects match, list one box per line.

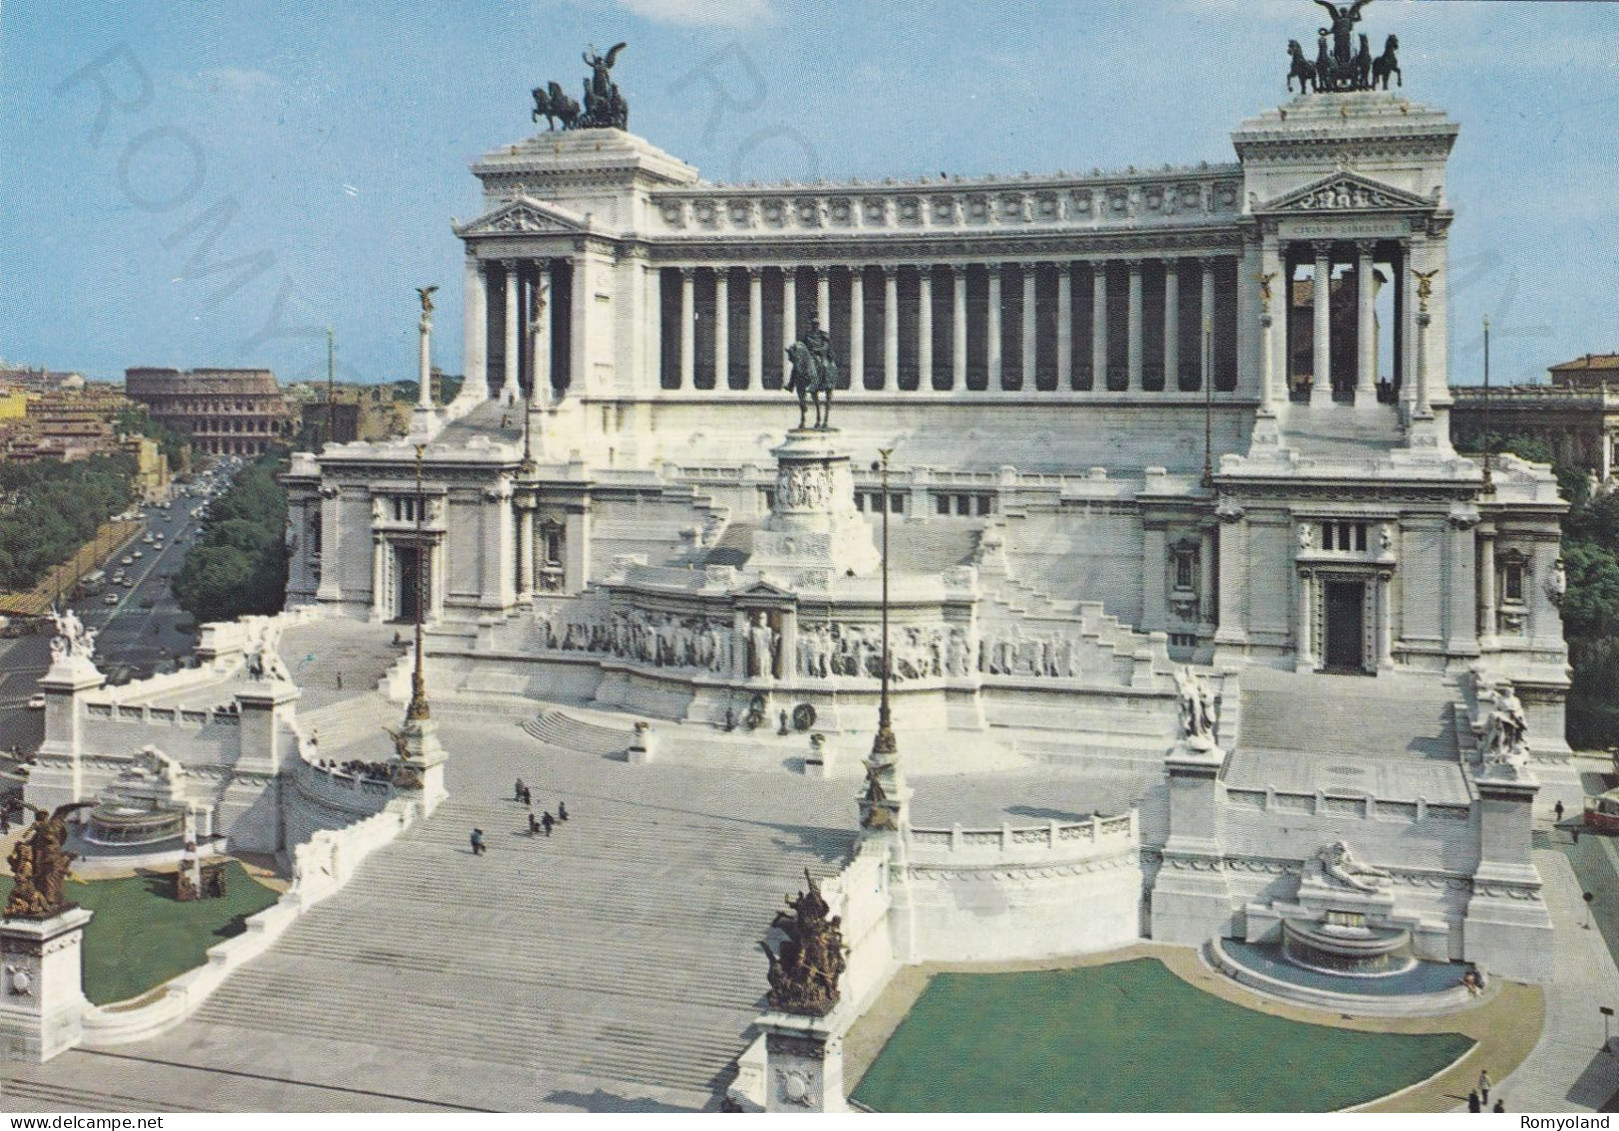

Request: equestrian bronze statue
left=785, top=326, right=839, bottom=431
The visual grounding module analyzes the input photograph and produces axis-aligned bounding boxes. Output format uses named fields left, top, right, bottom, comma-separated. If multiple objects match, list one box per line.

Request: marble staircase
left=19, top=736, right=858, bottom=1112
left=1238, top=667, right=1462, bottom=761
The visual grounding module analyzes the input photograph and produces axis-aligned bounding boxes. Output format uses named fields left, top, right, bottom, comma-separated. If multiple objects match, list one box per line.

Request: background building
left=124, top=367, right=293, bottom=457
left=1451, top=352, right=1619, bottom=479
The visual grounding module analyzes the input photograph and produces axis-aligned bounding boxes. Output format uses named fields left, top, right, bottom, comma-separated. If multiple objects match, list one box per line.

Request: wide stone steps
left=171, top=745, right=852, bottom=1107
left=520, top=708, right=634, bottom=755
left=0, top=1078, right=212, bottom=1113
left=298, top=693, right=400, bottom=755
left=1239, top=670, right=1459, bottom=760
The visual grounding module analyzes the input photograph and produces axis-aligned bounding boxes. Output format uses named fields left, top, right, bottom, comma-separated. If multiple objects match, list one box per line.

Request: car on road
left=142, top=532, right=154, bottom=544
left=121, top=556, right=133, bottom=566
left=104, top=593, right=119, bottom=605
left=27, top=694, right=45, bottom=710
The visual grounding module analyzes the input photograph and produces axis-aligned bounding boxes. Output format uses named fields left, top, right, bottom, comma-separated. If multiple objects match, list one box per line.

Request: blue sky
left=1, top=0, right=1614, bottom=387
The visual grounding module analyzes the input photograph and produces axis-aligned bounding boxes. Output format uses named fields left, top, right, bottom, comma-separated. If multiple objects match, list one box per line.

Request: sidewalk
left=1494, top=847, right=1619, bottom=1111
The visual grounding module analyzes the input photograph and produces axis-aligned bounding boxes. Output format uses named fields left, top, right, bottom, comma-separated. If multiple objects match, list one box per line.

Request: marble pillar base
left=0, top=906, right=93, bottom=1063
left=758, top=1006, right=851, bottom=1113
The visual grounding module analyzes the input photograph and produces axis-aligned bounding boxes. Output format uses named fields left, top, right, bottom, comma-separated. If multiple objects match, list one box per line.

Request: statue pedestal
left=1151, top=741, right=1234, bottom=945
left=752, top=430, right=879, bottom=589
left=757, top=1006, right=850, bottom=1113
left=1464, top=768, right=1551, bottom=981
left=0, top=906, right=93, bottom=1063
left=398, top=716, right=448, bottom=816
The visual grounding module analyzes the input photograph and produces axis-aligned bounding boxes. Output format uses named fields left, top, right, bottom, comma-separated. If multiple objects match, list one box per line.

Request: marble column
left=417, top=308, right=433, bottom=411
left=714, top=267, right=731, bottom=389
left=986, top=264, right=1003, bottom=390
left=371, top=535, right=388, bottom=620
left=950, top=265, right=967, bottom=391
left=782, top=268, right=797, bottom=357
left=1056, top=264, right=1073, bottom=389
left=1127, top=260, right=1144, bottom=391
left=515, top=498, right=536, bottom=598
left=849, top=268, right=865, bottom=389
left=917, top=266, right=933, bottom=392
left=645, top=263, right=661, bottom=394
left=1163, top=261, right=1181, bottom=392
left=1201, top=257, right=1217, bottom=393
left=1356, top=241, right=1377, bottom=402
left=1296, top=568, right=1314, bottom=672
left=1199, top=525, right=1217, bottom=633
left=463, top=256, right=487, bottom=399
left=1311, top=242, right=1332, bottom=406
left=816, top=266, right=831, bottom=332
left=1377, top=571, right=1395, bottom=669
left=1091, top=264, right=1109, bottom=389
left=1479, top=523, right=1497, bottom=640
left=679, top=268, right=696, bottom=389
left=747, top=266, right=764, bottom=391
left=1021, top=263, right=1038, bottom=391
left=883, top=265, right=899, bottom=392
left=1416, top=308, right=1433, bottom=417
left=501, top=261, right=521, bottom=404
left=530, top=261, right=552, bottom=406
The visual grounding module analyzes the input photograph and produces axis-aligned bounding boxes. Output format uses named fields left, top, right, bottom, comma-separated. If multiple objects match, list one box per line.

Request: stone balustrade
left=908, top=811, right=1137, bottom=856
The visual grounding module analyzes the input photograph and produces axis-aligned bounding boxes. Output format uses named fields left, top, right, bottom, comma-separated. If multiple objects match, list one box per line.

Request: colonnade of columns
left=463, top=257, right=567, bottom=404
left=662, top=259, right=1235, bottom=393
left=1285, top=238, right=1403, bottom=407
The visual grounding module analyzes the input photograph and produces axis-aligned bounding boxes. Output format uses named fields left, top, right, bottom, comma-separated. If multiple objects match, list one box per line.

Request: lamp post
left=1482, top=315, right=1495, bottom=493
left=1602, top=1006, right=1614, bottom=1054
left=860, top=448, right=901, bottom=832
left=1201, top=316, right=1214, bottom=489
left=406, top=443, right=430, bottom=723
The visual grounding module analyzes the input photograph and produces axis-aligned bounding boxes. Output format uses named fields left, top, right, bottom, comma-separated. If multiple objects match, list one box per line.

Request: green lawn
left=2, top=862, right=280, bottom=1005
left=852, top=959, right=1474, bottom=1113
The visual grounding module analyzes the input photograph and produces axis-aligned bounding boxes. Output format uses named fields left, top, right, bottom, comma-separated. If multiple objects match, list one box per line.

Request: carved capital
left=1215, top=500, right=1246, bottom=523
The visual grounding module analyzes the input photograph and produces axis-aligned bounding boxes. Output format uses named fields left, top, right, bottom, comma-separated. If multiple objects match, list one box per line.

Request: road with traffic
left=0, top=466, right=238, bottom=756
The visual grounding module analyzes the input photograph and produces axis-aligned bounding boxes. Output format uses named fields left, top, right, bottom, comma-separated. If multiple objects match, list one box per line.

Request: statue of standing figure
left=1481, top=679, right=1531, bottom=768
left=785, top=325, right=839, bottom=431
left=1174, top=666, right=1219, bottom=752
left=748, top=612, right=778, bottom=680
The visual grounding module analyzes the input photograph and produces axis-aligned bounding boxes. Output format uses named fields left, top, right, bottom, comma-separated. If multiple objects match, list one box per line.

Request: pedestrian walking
left=541, top=811, right=554, bottom=836
left=336, top=671, right=343, bottom=690
left=557, top=801, right=569, bottom=822
left=528, top=812, right=540, bottom=837
left=521, top=784, right=532, bottom=806
left=1477, top=1069, right=1491, bottom=1105
left=514, top=777, right=526, bottom=802
left=1555, top=799, right=1565, bottom=824
left=470, top=827, right=486, bottom=856
left=1467, top=1091, right=1480, bottom=1113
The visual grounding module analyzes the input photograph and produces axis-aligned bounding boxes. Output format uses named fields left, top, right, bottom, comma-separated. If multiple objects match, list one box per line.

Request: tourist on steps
left=558, top=801, right=568, bottom=822
left=514, top=777, right=526, bottom=802
left=528, top=812, right=540, bottom=837
left=470, top=827, right=486, bottom=855
left=541, top=811, right=555, bottom=836
left=1467, top=1091, right=1480, bottom=1113
left=1478, top=1070, right=1491, bottom=1106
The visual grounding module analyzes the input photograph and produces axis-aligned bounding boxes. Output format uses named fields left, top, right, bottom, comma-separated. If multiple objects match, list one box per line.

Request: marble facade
left=276, top=86, right=1568, bottom=981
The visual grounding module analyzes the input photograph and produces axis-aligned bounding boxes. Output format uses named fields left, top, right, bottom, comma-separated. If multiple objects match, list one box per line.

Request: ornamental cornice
left=644, top=230, right=1247, bottom=266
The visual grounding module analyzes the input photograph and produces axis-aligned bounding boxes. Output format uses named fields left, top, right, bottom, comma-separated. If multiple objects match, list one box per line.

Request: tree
left=172, top=455, right=288, bottom=624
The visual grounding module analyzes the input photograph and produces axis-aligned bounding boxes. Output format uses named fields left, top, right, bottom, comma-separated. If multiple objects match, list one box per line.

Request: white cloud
left=616, top=0, right=774, bottom=29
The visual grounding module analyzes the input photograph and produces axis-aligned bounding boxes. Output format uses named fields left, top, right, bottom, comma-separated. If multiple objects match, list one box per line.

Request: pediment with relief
left=453, top=196, right=587, bottom=238
left=1258, top=172, right=1436, bottom=215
